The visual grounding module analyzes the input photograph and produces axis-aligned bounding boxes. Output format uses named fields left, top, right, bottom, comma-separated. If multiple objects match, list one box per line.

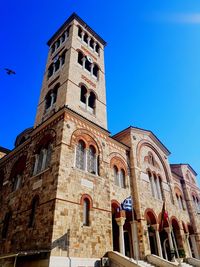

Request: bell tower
left=34, top=13, right=107, bottom=130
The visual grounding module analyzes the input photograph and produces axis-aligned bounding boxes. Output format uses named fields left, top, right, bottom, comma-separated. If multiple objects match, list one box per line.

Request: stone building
left=0, top=13, right=200, bottom=267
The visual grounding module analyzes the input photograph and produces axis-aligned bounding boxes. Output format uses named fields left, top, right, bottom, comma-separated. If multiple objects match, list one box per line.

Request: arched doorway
left=111, top=201, right=120, bottom=252
left=158, top=214, right=170, bottom=260
left=111, top=201, right=135, bottom=257
left=146, top=211, right=158, bottom=255
left=171, top=218, right=184, bottom=258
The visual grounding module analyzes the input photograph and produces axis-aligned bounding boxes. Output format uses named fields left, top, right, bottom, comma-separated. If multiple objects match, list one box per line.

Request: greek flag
left=121, top=196, right=132, bottom=211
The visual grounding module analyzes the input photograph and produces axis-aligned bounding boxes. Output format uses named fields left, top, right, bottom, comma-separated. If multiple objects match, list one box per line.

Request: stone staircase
left=107, top=251, right=198, bottom=267
left=181, top=263, right=193, bottom=267
left=138, top=260, right=156, bottom=267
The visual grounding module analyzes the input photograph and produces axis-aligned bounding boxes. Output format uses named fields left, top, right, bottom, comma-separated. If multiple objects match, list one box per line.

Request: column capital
left=164, top=227, right=171, bottom=233
left=115, top=217, right=126, bottom=227
left=152, top=223, right=160, bottom=231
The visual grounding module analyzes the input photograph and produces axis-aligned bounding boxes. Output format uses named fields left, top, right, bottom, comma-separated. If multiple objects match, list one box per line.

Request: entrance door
left=124, top=231, right=131, bottom=257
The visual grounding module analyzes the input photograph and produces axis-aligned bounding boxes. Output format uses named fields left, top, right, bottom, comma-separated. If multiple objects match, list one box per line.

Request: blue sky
left=1, top=1, right=200, bottom=180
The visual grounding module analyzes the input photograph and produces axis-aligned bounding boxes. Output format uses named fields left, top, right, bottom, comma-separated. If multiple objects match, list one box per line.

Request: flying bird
left=4, top=68, right=16, bottom=75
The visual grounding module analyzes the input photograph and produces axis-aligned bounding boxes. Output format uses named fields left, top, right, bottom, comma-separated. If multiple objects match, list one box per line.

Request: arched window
left=90, top=38, right=94, bottom=49
left=2, top=212, right=12, bottom=238
left=10, top=156, right=26, bottom=192
left=78, top=26, right=82, bottom=38
left=113, top=165, right=119, bottom=186
left=85, top=58, right=91, bottom=72
left=79, top=85, right=97, bottom=115
left=29, top=196, right=39, bottom=228
left=88, top=92, right=96, bottom=114
left=87, top=145, right=96, bottom=174
left=95, top=43, right=100, bottom=54
left=48, top=64, right=54, bottom=78
left=148, top=171, right=155, bottom=197
left=76, top=140, right=86, bottom=170
left=158, top=176, right=163, bottom=200
left=83, top=32, right=88, bottom=44
left=51, top=44, right=55, bottom=54
left=119, top=169, right=125, bottom=188
left=33, top=140, right=52, bottom=175
left=193, top=196, right=200, bottom=213
left=45, top=85, right=58, bottom=112
left=78, top=51, right=84, bottom=66
left=83, top=198, right=90, bottom=226
left=54, top=57, right=60, bottom=72
left=61, top=51, right=66, bottom=66
left=180, top=196, right=184, bottom=210
left=56, top=39, right=60, bottom=49
left=80, top=85, right=87, bottom=107
left=93, top=64, right=99, bottom=78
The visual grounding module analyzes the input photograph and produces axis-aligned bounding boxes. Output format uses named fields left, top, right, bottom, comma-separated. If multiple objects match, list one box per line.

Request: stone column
left=93, top=42, right=97, bottom=52
left=130, top=221, right=139, bottom=260
left=82, top=57, right=86, bottom=70
left=190, top=234, right=199, bottom=259
left=164, top=227, right=175, bottom=261
left=81, top=31, right=84, bottom=42
left=115, top=211, right=126, bottom=255
left=152, top=224, right=163, bottom=258
left=87, top=36, right=91, bottom=47
left=185, top=233, right=192, bottom=258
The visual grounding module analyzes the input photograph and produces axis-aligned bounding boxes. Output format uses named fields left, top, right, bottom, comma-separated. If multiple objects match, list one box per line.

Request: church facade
left=0, top=13, right=200, bottom=267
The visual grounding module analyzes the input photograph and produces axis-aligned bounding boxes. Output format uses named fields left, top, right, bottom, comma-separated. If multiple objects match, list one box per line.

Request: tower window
left=78, top=26, right=82, bottom=38
left=61, top=51, right=66, bottom=66
left=56, top=39, right=60, bottom=49
left=76, top=140, right=86, bottom=170
left=54, top=58, right=60, bottom=72
left=90, top=38, right=94, bottom=49
left=78, top=51, right=84, bottom=66
left=85, top=58, right=91, bottom=72
left=93, top=64, right=99, bottom=78
left=2, top=212, right=12, bottom=238
left=48, top=64, right=54, bottom=78
left=95, top=43, right=100, bottom=54
left=88, top=92, right=96, bottom=114
left=83, top=198, right=90, bottom=226
left=80, top=85, right=87, bottom=106
left=79, top=85, right=96, bottom=114
left=28, top=196, right=39, bottom=228
left=77, top=51, right=100, bottom=80
left=48, top=51, right=67, bottom=79
left=45, top=84, right=58, bottom=112
left=51, top=44, right=55, bottom=54
left=83, top=32, right=88, bottom=44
